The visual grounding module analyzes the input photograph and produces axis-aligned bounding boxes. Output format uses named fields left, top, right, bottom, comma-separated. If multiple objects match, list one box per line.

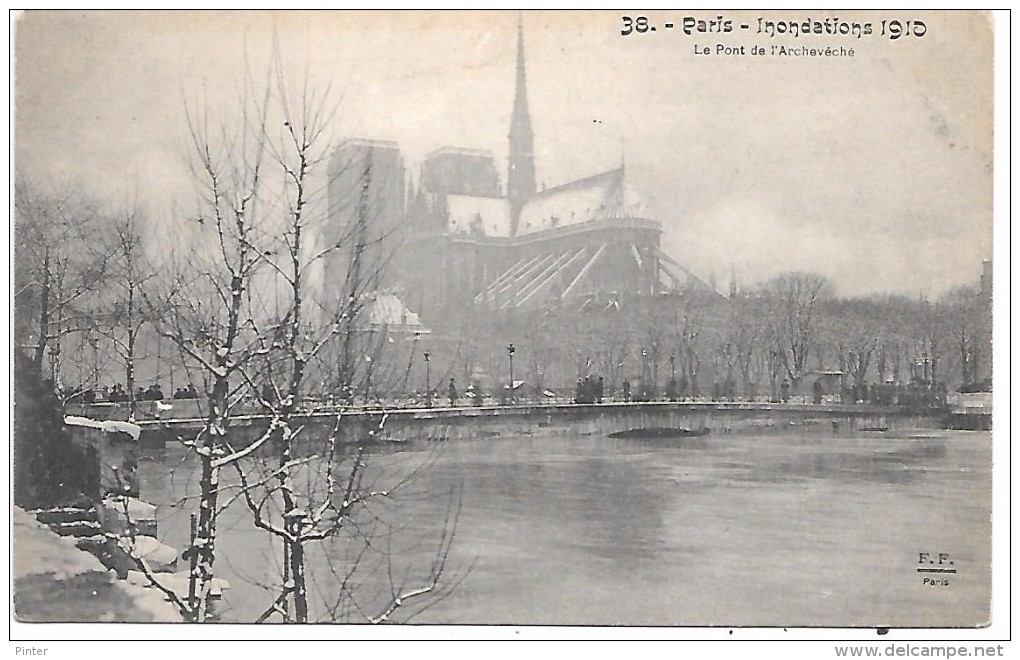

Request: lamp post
left=507, top=343, right=515, bottom=405
left=669, top=353, right=677, bottom=402
left=364, top=354, right=373, bottom=405
left=423, top=351, right=431, bottom=408
left=640, top=347, right=648, bottom=401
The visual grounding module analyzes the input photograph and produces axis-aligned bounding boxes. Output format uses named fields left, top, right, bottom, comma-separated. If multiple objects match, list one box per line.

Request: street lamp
left=507, top=343, right=515, bottom=405
left=668, top=353, right=677, bottom=402
left=423, top=351, right=431, bottom=408
left=640, top=348, right=649, bottom=400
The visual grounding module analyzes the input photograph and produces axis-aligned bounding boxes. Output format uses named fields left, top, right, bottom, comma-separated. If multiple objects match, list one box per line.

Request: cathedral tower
left=507, top=15, right=536, bottom=236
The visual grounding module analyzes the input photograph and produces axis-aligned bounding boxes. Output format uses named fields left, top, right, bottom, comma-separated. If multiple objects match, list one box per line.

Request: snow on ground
left=13, top=505, right=181, bottom=622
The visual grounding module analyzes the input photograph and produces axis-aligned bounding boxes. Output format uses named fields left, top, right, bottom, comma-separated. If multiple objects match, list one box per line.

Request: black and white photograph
left=9, top=8, right=1005, bottom=647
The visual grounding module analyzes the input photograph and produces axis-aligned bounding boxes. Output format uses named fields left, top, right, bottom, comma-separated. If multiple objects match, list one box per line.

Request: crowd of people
left=64, top=382, right=200, bottom=405
left=574, top=375, right=604, bottom=404
left=58, top=375, right=952, bottom=410
left=844, top=380, right=948, bottom=408
left=566, top=374, right=951, bottom=408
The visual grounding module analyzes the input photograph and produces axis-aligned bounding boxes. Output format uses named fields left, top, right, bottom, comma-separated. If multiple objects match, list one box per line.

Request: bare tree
left=246, top=63, right=457, bottom=620
left=941, top=285, right=985, bottom=386
left=639, top=299, right=668, bottom=391
left=867, top=293, right=915, bottom=387
left=815, top=297, right=883, bottom=392
left=760, top=272, right=830, bottom=386
left=839, top=326, right=878, bottom=393
left=593, top=304, right=631, bottom=394
left=97, top=206, right=161, bottom=418
left=133, top=71, right=274, bottom=621
left=914, top=296, right=945, bottom=389
left=14, top=177, right=110, bottom=387
left=137, top=56, right=459, bottom=623
left=669, top=293, right=707, bottom=399
left=717, top=295, right=764, bottom=399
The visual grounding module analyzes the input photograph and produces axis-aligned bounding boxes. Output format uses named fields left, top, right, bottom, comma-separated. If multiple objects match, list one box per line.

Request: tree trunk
left=193, top=448, right=219, bottom=622
left=33, top=250, right=51, bottom=372
left=287, top=525, right=308, bottom=623
left=126, top=329, right=137, bottom=419
left=126, top=286, right=137, bottom=418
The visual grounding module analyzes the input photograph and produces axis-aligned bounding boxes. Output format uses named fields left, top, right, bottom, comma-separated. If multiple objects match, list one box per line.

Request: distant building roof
left=425, top=146, right=495, bottom=160
left=336, top=138, right=401, bottom=151
left=447, top=195, right=512, bottom=237
left=360, top=293, right=429, bottom=332
left=517, top=167, right=648, bottom=235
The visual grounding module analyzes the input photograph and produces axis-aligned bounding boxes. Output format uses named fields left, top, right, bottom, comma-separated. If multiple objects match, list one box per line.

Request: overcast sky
left=14, top=10, right=993, bottom=297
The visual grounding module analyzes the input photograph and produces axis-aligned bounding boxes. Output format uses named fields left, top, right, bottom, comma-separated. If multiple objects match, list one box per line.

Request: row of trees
left=16, top=173, right=991, bottom=410
left=15, top=60, right=459, bottom=622
left=445, top=271, right=991, bottom=403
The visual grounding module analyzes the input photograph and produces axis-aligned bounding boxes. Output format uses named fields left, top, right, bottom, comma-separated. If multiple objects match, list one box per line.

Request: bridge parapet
left=122, top=401, right=947, bottom=449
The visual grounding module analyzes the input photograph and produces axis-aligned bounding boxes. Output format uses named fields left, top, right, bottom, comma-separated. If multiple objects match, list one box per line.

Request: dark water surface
left=138, top=429, right=990, bottom=626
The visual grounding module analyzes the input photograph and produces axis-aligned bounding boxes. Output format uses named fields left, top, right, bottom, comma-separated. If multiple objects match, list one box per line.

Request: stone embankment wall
left=14, top=417, right=193, bottom=623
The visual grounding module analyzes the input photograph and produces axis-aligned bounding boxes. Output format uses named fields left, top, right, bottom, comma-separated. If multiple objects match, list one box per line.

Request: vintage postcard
left=11, top=9, right=999, bottom=640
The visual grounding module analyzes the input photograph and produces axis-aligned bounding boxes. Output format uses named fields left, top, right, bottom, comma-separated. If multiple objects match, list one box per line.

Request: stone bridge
left=73, top=400, right=948, bottom=450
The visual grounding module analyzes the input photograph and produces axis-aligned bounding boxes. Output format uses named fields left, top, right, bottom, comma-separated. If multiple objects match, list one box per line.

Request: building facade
left=324, top=138, right=407, bottom=295
left=325, top=19, right=708, bottom=328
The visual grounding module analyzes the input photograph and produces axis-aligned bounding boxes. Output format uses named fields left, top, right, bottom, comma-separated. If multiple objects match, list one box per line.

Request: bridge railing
left=66, top=395, right=944, bottom=431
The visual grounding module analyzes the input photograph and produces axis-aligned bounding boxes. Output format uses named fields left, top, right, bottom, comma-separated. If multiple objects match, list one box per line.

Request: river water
left=138, top=428, right=990, bottom=627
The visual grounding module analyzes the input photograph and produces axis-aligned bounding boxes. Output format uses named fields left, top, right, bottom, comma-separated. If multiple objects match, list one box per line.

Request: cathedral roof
left=517, top=166, right=638, bottom=235
left=426, top=146, right=494, bottom=160
left=442, top=166, right=654, bottom=239
left=446, top=195, right=512, bottom=237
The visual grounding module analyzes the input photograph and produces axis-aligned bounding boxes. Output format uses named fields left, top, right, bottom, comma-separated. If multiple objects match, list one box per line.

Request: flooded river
left=138, top=429, right=990, bottom=627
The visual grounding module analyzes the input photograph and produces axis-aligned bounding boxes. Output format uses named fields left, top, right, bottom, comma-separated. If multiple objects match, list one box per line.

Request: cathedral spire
left=507, top=12, right=536, bottom=236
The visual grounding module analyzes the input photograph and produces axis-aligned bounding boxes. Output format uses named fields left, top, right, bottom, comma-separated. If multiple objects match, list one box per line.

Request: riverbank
left=12, top=506, right=181, bottom=623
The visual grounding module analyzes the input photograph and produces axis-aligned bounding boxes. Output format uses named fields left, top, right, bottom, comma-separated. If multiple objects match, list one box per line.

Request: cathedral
left=325, top=17, right=709, bottom=329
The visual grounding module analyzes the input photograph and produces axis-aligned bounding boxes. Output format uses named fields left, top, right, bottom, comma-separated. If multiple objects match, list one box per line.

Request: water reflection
left=138, top=430, right=990, bottom=626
